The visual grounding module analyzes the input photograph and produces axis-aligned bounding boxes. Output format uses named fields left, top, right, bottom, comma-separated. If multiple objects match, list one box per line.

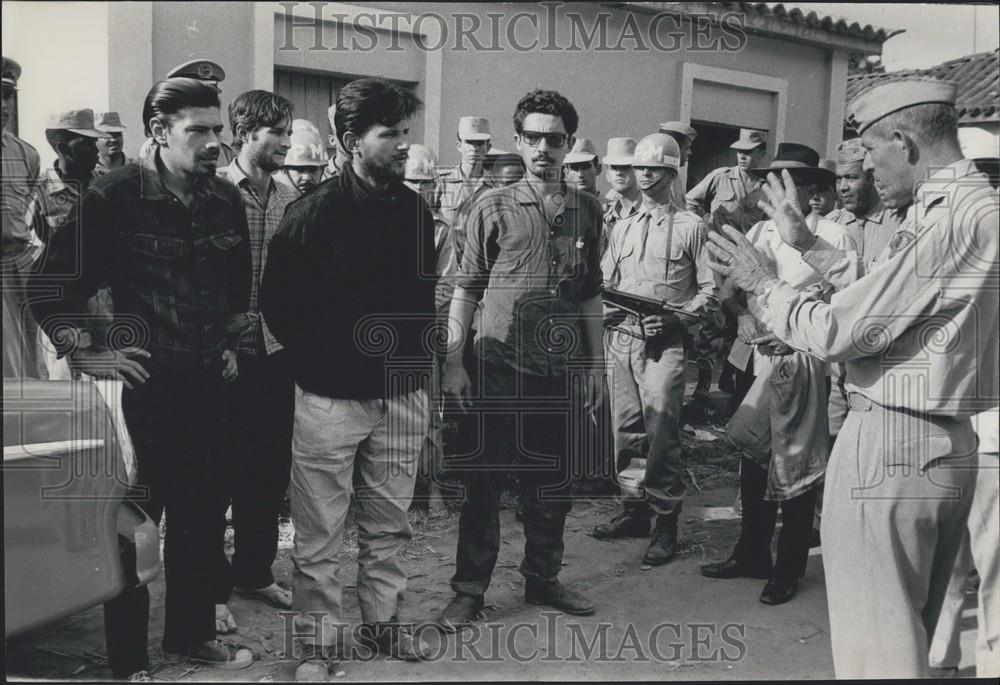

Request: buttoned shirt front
left=31, top=151, right=251, bottom=363
left=26, top=164, right=86, bottom=250
left=438, top=165, right=488, bottom=227
left=602, top=193, right=640, bottom=256
left=760, top=159, right=999, bottom=429
left=602, top=204, right=717, bottom=316
left=454, top=179, right=604, bottom=377
left=222, top=159, right=298, bottom=356
left=2, top=130, right=41, bottom=264
left=685, top=165, right=766, bottom=232
left=826, top=203, right=905, bottom=270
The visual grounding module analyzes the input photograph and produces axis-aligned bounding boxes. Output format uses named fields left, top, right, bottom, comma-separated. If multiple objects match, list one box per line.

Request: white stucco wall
left=2, top=1, right=110, bottom=158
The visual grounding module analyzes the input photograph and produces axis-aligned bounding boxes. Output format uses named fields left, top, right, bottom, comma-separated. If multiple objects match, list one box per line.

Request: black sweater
left=261, top=164, right=436, bottom=399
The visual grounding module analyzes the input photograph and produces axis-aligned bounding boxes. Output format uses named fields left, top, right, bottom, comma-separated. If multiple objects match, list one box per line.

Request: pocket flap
left=127, top=233, right=184, bottom=259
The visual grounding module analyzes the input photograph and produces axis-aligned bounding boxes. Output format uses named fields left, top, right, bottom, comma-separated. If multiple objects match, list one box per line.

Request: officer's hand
left=705, top=225, right=780, bottom=297
left=751, top=332, right=792, bottom=356
left=757, top=170, right=818, bottom=252
left=442, top=360, right=472, bottom=413
left=737, top=313, right=763, bottom=343
left=221, top=349, right=238, bottom=383
left=70, top=347, right=151, bottom=390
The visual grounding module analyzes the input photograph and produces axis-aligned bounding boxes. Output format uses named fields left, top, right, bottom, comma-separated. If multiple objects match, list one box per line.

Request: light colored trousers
left=290, top=385, right=428, bottom=647
left=929, top=452, right=1000, bottom=677
left=822, top=395, right=978, bottom=679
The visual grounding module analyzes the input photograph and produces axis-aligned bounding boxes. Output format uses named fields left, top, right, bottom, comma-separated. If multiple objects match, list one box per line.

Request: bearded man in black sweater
left=261, top=78, right=436, bottom=680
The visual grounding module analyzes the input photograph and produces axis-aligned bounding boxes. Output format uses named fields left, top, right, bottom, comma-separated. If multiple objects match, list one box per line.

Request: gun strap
left=664, top=209, right=674, bottom=285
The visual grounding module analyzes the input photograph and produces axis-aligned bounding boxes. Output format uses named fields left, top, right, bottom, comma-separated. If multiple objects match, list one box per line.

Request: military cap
left=835, top=138, right=866, bottom=164
left=2, top=56, right=22, bottom=89
left=564, top=137, right=599, bottom=164
left=731, top=128, right=767, bottom=151
left=602, top=138, right=636, bottom=166
left=95, top=111, right=127, bottom=133
left=46, top=109, right=108, bottom=138
left=457, top=116, right=491, bottom=141
left=846, top=77, right=957, bottom=134
left=166, top=58, right=226, bottom=85
left=658, top=121, right=697, bottom=142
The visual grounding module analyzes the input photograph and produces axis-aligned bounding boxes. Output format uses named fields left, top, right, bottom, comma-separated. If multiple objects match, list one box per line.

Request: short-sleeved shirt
left=2, top=130, right=42, bottom=263
left=826, top=204, right=905, bottom=270
left=601, top=194, right=640, bottom=257
left=685, top=165, right=766, bottom=232
left=602, top=205, right=717, bottom=315
left=437, top=165, right=488, bottom=227
left=454, top=179, right=604, bottom=377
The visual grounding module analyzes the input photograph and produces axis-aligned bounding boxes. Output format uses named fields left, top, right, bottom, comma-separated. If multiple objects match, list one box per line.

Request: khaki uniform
left=601, top=193, right=640, bottom=257
left=2, top=129, right=42, bottom=378
left=436, top=165, right=487, bottom=227
left=685, top=165, right=766, bottom=232
left=759, top=159, right=999, bottom=678
left=602, top=206, right=717, bottom=516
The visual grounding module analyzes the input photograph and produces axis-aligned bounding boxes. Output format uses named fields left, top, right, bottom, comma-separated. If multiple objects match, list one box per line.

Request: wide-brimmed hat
left=46, top=109, right=108, bottom=138
left=602, top=137, right=636, bottom=165
left=731, top=128, right=767, bottom=151
left=95, top=111, right=127, bottom=133
left=749, top=142, right=834, bottom=186
left=564, top=137, right=599, bottom=164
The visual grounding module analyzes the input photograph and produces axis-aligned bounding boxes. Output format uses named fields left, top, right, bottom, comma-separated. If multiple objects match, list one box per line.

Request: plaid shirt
left=222, top=159, right=298, bottom=356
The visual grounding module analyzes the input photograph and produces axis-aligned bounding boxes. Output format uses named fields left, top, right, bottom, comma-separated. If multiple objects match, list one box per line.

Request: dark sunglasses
left=519, top=130, right=569, bottom=148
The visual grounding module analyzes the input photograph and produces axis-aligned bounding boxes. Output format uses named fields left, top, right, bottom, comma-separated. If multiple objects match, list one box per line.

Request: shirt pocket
left=127, top=233, right=185, bottom=260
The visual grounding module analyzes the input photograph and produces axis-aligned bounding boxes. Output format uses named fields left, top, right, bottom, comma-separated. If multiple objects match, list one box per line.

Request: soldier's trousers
left=605, top=328, right=687, bottom=517
left=451, top=362, right=575, bottom=596
left=928, top=451, right=1000, bottom=677
left=822, top=393, right=978, bottom=678
left=289, top=385, right=427, bottom=646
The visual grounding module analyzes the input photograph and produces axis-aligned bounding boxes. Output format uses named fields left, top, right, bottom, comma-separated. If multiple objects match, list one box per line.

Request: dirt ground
left=4, top=386, right=980, bottom=681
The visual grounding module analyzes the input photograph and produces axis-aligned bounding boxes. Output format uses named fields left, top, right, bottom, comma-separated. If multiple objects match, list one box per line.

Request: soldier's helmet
left=284, top=128, right=326, bottom=167
left=632, top=133, right=680, bottom=169
left=405, top=144, right=438, bottom=181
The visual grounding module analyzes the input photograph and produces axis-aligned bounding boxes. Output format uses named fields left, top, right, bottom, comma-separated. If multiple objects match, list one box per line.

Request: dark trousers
left=450, top=361, right=575, bottom=596
left=103, top=533, right=150, bottom=678
left=119, top=357, right=230, bottom=653
left=733, top=456, right=817, bottom=582
left=216, top=350, right=294, bottom=596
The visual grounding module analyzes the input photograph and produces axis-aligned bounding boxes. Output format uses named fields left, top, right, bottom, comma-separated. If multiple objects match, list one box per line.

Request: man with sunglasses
left=439, top=89, right=605, bottom=630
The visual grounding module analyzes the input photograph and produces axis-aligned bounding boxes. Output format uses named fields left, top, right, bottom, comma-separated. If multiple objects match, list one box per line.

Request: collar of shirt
left=340, top=161, right=405, bottom=203
left=223, top=158, right=290, bottom=205
left=139, top=147, right=226, bottom=202
left=914, top=158, right=982, bottom=217
left=510, top=177, right=578, bottom=213
left=1, top=130, right=10, bottom=148
left=40, top=164, right=71, bottom=197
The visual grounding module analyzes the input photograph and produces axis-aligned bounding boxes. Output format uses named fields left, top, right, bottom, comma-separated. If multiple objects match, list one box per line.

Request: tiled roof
left=730, top=3, right=899, bottom=42
left=847, top=49, right=1000, bottom=124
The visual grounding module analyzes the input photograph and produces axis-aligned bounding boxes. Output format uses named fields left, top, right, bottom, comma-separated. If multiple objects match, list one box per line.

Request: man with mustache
left=215, top=91, right=298, bottom=626
left=592, top=132, right=717, bottom=565
left=439, top=89, right=605, bottom=629
left=93, top=111, right=129, bottom=178
left=261, top=78, right=436, bottom=679
left=704, top=78, right=998, bottom=678
left=31, top=77, right=254, bottom=673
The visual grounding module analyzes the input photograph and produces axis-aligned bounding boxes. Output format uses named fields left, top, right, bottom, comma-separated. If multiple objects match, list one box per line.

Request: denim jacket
left=31, top=152, right=251, bottom=367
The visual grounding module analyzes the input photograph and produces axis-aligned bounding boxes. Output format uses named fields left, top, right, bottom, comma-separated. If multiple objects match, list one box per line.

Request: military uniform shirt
left=685, top=165, right=766, bottom=232
left=2, top=130, right=41, bottom=262
left=760, top=159, right=999, bottom=423
left=826, top=204, right=905, bottom=270
left=602, top=204, right=717, bottom=316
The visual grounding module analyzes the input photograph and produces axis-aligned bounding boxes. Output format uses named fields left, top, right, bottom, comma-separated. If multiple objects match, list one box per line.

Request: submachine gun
left=602, top=286, right=701, bottom=340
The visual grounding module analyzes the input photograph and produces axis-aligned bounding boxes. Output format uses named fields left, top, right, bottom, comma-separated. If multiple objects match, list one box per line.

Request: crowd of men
left=1, top=50, right=997, bottom=682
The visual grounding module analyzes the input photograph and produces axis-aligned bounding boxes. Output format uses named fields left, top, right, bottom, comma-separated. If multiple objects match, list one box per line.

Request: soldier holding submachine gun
left=591, top=132, right=718, bottom=567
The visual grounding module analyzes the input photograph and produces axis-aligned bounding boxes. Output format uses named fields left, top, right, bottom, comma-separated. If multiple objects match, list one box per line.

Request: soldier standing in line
left=2, top=55, right=42, bottom=378
left=563, top=137, right=602, bottom=197
left=591, top=133, right=717, bottom=567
